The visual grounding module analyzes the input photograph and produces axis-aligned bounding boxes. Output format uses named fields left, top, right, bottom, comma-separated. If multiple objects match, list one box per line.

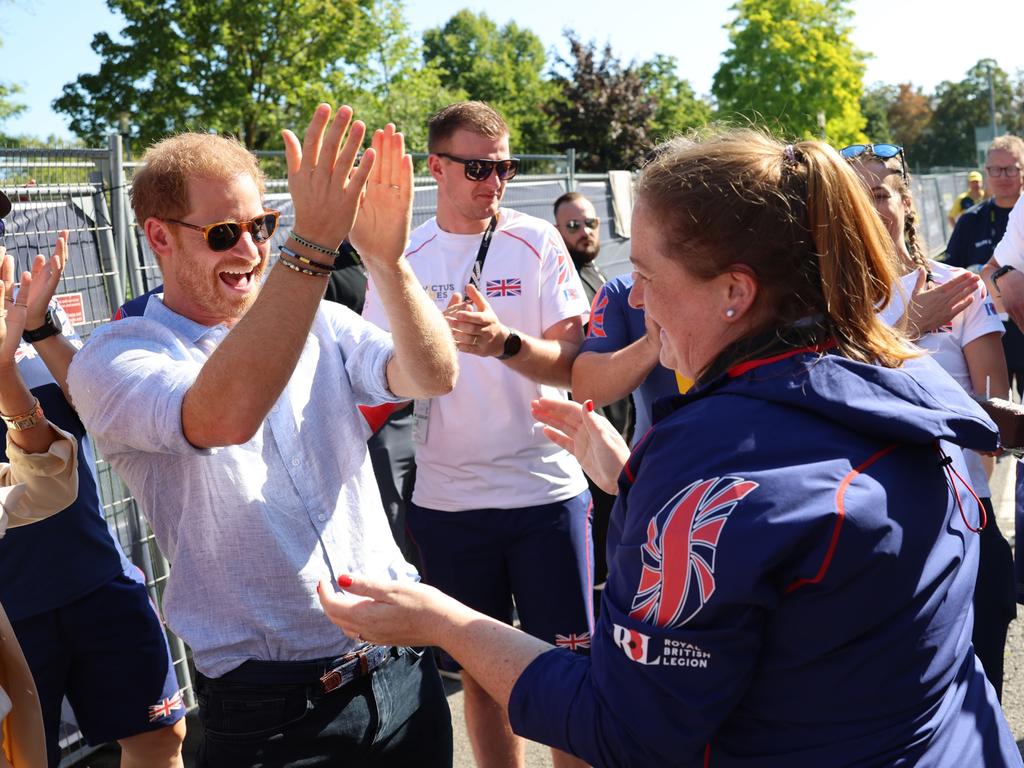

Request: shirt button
left=291, top=457, right=301, bottom=467
left=317, top=513, right=326, bottom=522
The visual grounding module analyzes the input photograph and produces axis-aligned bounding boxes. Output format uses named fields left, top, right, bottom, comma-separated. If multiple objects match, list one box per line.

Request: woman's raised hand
left=531, top=397, right=630, bottom=495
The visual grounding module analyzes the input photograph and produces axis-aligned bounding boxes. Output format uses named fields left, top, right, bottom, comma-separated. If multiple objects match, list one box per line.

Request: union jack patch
left=555, top=631, right=591, bottom=651
left=148, top=690, right=183, bottom=722
left=486, top=278, right=522, bottom=297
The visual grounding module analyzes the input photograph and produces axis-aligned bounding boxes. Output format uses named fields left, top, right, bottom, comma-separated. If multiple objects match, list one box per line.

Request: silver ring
left=388, top=184, right=401, bottom=190
left=355, top=633, right=364, bottom=643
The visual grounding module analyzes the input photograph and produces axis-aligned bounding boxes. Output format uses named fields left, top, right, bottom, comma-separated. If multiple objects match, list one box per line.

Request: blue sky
left=2, top=0, right=1023, bottom=141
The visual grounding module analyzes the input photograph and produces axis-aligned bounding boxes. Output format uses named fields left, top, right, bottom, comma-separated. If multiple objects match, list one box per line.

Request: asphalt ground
left=72, top=457, right=1024, bottom=767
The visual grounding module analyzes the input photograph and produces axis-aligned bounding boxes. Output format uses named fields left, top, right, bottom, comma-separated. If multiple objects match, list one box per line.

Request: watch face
left=505, top=331, right=522, bottom=356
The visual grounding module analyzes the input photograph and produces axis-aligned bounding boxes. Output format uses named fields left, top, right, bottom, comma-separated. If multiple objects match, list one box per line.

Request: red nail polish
left=337, top=574, right=353, bottom=588
left=316, top=582, right=322, bottom=594
left=585, top=400, right=595, bottom=413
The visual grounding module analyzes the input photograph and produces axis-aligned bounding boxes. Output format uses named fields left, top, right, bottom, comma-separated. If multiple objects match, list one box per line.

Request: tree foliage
left=860, top=82, right=896, bottom=144
left=712, top=0, right=867, bottom=144
left=423, top=10, right=556, bottom=152
left=54, top=0, right=382, bottom=150
left=547, top=32, right=655, bottom=171
left=886, top=83, right=932, bottom=150
left=637, top=55, right=713, bottom=143
left=339, top=0, right=463, bottom=152
left=914, top=60, right=1018, bottom=168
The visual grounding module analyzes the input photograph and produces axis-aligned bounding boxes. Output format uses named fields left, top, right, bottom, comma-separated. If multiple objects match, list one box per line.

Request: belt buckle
left=319, top=667, right=344, bottom=693
left=318, top=645, right=376, bottom=694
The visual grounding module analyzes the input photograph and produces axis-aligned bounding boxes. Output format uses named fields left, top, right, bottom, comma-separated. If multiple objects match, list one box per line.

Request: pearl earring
left=725, top=308, right=736, bottom=318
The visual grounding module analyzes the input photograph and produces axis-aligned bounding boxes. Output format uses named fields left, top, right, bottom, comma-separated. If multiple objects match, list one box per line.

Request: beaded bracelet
left=278, top=254, right=330, bottom=278
left=290, top=230, right=340, bottom=257
left=281, top=244, right=335, bottom=271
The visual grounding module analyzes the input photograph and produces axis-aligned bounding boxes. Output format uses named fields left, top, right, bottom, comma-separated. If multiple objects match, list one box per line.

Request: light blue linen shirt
left=66, top=296, right=416, bottom=677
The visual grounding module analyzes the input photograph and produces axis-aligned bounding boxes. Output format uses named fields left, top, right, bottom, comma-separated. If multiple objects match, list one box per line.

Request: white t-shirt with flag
left=880, top=259, right=1004, bottom=497
left=363, top=208, right=590, bottom=511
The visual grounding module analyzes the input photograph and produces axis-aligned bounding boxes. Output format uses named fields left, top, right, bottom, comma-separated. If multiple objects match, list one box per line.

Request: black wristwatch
left=497, top=328, right=522, bottom=360
left=22, top=308, right=63, bottom=343
left=991, top=262, right=1015, bottom=290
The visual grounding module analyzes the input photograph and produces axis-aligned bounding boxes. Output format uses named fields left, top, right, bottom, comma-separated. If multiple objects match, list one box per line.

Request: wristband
left=278, top=255, right=330, bottom=278
left=992, top=265, right=1016, bottom=293
left=290, top=231, right=341, bottom=257
left=280, top=244, right=336, bottom=271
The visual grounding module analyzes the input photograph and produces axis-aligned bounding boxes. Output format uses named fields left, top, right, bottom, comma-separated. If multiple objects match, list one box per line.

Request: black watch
left=992, top=264, right=1017, bottom=293
left=22, top=308, right=63, bottom=343
left=497, top=328, right=522, bottom=360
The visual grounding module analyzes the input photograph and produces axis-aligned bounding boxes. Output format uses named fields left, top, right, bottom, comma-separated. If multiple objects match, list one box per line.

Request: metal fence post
left=108, top=133, right=144, bottom=300
left=90, top=171, right=126, bottom=311
left=567, top=148, right=576, bottom=191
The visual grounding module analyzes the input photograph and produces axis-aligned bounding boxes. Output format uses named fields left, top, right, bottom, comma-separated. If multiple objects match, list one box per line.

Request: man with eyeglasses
left=363, top=101, right=591, bottom=768
left=61, top=107, right=458, bottom=767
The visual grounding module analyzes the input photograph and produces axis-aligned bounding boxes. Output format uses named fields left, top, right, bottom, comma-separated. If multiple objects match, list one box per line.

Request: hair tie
left=783, top=144, right=797, bottom=165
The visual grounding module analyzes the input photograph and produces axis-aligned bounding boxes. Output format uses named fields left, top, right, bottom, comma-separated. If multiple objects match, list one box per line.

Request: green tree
left=0, top=36, right=26, bottom=142
left=860, top=82, right=896, bottom=144
left=547, top=32, right=655, bottom=171
left=712, top=0, right=868, bottom=144
left=54, top=0, right=383, bottom=149
left=423, top=10, right=557, bottom=152
left=637, top=55, right=713, bottom=142
left=914, top=59, right=1017, bottom=168
left=339, top=0, right=463, bottom=153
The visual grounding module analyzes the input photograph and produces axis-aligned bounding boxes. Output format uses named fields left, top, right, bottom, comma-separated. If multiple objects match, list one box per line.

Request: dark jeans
left=195, top=647, right=452, bottom=768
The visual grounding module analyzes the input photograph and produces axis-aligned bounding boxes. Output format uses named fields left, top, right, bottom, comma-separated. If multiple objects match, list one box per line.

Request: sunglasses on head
left=839, top=143, right=907, bottom=180
left=564, top=218, right=599, bottom=232
left=165, top=210, right=280, bottom=252
left=435, top=153, right=520, bottom=182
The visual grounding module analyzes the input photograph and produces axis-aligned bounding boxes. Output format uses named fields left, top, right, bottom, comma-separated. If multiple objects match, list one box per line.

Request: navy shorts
left=408, top=492, right=594, bottom=670
left=12, top=571, right=183, bottom=764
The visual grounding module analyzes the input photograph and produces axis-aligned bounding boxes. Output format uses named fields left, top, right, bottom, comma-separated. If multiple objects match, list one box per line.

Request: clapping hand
left=348, top=124, right=414, bottom=272
left=0, top=231, right=67, bottom=365
left=445, top=284, right=507, bottom=357
left=903, top=267, right=978, bottom=338
left=281, top=105, right=374, bottom=251
left=531, top=397, right=630, bottom=494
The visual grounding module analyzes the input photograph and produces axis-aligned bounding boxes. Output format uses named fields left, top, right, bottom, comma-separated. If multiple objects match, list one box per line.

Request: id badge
left=412, top=399, right=431, bottom=445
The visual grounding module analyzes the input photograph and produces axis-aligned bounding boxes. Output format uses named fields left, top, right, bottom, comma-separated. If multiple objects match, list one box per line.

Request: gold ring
left=0, top=310, right=7, bottom=318
left=4, top=297, right=13, bottom=304
left=389, top=184, right=401, bottom=189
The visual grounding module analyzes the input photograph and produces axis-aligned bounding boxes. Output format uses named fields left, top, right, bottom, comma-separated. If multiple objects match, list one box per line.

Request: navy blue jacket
left=509, top=347, right=1020, bottom=767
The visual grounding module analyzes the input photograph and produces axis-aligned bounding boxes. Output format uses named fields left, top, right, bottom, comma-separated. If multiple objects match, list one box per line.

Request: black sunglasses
left=564, top=218, right=599, bottom=232
left=165, top=210, right=280, bottom=252
left=839, top=143, right=907, bottom=180
left=435, top=153, right=520, bottom=182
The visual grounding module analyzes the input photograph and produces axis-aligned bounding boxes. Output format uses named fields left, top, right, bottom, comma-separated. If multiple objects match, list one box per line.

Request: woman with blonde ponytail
left=846, top=146, right=1016, bottom=701
left=316, top=130, right=1021, bottom=768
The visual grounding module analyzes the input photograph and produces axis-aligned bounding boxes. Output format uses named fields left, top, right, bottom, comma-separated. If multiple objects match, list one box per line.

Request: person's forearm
left=372, top=260, right=457, bottom=399
left=182, top=246, right=327, bottom=448
left=573, top=338, right=659, bottom=407
left=30, top=335, right=78, bottom=402
left=437, top=598, right=552, bottom=712
left=0, top=362, right=60, bottom=453
left=503, top=335, right=580, bottom=388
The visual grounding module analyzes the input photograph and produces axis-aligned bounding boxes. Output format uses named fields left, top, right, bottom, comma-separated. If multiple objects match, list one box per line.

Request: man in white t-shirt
left=363, top=101, right=591, bottom=768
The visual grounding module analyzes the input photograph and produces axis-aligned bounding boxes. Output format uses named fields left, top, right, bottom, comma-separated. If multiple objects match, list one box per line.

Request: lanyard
left=467, top=215, right=498, bottom=292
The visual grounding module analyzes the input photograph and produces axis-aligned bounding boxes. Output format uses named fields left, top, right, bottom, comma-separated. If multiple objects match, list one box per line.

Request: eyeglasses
left=435, top=153, right=520, bottom=182
left=165, top=210, right=280, bottom=252
left=564, top=218, right=599, bottom=232
left=839, top=143, right=907, bottom=180
left=986, top=165, right=1021, bottom=178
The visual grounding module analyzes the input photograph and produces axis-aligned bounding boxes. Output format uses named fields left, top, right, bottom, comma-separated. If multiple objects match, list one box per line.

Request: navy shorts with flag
left=408, top=491, right=594, bottom=670
left=12, top=571, right=183, bottom=762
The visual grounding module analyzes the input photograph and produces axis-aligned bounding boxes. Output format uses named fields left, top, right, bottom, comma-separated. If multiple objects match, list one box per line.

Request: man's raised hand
left=348, top=124, right=414, bottom=271
left=281, top=104, right=374, bottom=251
